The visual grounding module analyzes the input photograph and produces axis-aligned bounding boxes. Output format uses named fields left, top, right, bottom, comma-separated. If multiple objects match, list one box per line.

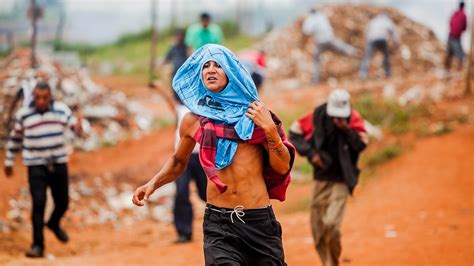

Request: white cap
left=326, top=89, right=351, bottom=118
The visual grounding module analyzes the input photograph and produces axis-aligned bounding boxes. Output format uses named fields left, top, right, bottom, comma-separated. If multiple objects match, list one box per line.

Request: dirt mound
left=260, top=4, right=445, bottom=83
left=0, top=49, right=158, bottom=151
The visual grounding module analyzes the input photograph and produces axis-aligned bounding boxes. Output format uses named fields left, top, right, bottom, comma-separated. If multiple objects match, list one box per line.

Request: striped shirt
left=4, top=101, right=77, bottom=167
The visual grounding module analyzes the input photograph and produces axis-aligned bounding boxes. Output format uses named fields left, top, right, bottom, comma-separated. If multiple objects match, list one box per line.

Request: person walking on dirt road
left=289, top=89, right=368, bottom=266
left=172, top=105, right=207, bottom=243
left=133, top=44, right=295, bottom=265
left=3, top=81, right=84, bottom=258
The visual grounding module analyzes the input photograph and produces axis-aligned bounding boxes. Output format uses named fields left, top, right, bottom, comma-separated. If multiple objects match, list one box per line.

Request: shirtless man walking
left=132, top=44, right=295, bottom=265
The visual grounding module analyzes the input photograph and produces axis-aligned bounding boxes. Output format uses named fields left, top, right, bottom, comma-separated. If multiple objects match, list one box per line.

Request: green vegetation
left=363, top=144, right=403, bottom=168
left=151, top=117, right=175, bottom=130
left=293, top=157, right=313, bottom=175
left=277, top=107, right=312, bottom=132
left=52, top=21, right=258, bottom=78
left=284, top=196, right=312, bottom=214
left=353, top=94, right=431, bottom=134
left=416, top=122, right=453, bottom=137
left=0, top=50, right=10, bottom=59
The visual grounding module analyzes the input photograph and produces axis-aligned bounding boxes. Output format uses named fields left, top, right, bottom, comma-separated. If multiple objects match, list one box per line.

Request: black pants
left=203, top=204, right=286, bottom=266
left=251, top=72, right=264, bottom=91
left=173, top=153, right=207, bottom=237
left=28, top=163, right=69, bottom=247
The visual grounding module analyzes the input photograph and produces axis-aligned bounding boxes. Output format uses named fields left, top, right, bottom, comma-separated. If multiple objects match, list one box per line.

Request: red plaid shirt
left=193, top=112, right=295, bottom=201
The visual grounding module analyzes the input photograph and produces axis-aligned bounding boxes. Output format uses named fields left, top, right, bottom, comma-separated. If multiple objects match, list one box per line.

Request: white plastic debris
left=398, top=86, right=423, bottom=106
left=383, top=83, right=396, bottom=100
left=364, top=120, right=383, bottom=141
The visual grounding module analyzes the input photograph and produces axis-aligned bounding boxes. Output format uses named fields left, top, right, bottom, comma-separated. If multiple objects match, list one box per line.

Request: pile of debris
left=0, top=49, right=154, bottom=150
left=1, top=177, right=176, bottom=234
left=259, top=4, right=445, bottom=84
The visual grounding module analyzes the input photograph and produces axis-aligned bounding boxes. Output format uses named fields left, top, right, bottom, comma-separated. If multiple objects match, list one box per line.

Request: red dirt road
left=5, top=124, right=473, bottom=266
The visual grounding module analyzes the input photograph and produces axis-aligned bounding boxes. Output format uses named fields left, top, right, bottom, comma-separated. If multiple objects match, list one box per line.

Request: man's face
left=202, top=60, right=228, bottom=93
left=33, top=89, right=52, bottom=112
left=332, top=117, right=345, bottom=124
left=176, top=32, right=185, bottom=43
left=201, top=18, right=210, bottom=28
left=331, top=116, right=349, bottom=129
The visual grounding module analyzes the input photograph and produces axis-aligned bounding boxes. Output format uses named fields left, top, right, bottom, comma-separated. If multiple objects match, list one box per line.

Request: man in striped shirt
left=3, top=81, right=83, bottom=258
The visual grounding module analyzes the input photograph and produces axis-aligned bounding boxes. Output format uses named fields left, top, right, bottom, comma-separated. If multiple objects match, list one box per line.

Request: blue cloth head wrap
left=173, top=44, right=259, bottom=169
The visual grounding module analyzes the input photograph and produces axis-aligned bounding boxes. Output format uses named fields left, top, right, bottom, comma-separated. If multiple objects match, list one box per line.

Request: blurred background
left=0, top=0, right=473, bottom=265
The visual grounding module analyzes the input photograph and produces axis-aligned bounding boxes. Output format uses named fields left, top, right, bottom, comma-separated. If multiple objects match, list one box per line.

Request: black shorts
left=203, top=203, right=286, bottom=266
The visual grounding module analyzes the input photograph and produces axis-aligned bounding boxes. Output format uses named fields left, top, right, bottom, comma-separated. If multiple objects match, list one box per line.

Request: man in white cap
left=289, top=89, right=368, bottom=266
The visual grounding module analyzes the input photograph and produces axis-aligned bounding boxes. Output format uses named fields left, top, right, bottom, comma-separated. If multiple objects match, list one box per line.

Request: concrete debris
left=398, top=85, right=423, bottom=106
left=428, top=83, right=446, bottom=102
left=383, top=83, right=396, bottom=100
left=364, top=120, right=383, bottom=141
left=258, top=5, right=444, bottom=83
left=0, top=49, right=156, bottom=151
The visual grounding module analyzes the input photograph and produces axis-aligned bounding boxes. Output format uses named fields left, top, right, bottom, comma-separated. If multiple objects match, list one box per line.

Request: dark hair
left=175, top=28, right=186, bottom=35
left=200, top=12, right=210, bottom=20
left=34, top=81, right=51, bottom=92
left=460, top=1, right=465, bottom=9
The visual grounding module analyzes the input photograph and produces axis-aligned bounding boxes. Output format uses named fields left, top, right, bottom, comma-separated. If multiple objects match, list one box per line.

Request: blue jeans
left=359, top=39, right=390, bottom=80
left=313, top=40, right=357, bottom=83
left=445, top=36, right=465, bottom=70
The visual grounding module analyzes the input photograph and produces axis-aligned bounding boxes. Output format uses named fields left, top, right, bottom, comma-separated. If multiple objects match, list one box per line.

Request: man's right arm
left=389, top=21, right=400, bottom=45
left=132, top=113, right=199, bottom=206
left=462, top=13, right=467, bottom=31
left=4, top=88, right=23, bottom=128
left=4, top=110, right=24, bottom=177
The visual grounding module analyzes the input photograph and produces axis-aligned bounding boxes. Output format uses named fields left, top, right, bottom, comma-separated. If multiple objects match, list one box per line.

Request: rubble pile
left=0, top=178, right=175, bottom=233
left=0, top=49, right=154, bottom=150
left=260, top=4, right=445, bottom=84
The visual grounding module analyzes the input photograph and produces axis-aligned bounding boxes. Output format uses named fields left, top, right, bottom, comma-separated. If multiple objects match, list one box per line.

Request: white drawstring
left=206, top=205, right=246, bottom=224
left=230, top=205, right=246, bottom=224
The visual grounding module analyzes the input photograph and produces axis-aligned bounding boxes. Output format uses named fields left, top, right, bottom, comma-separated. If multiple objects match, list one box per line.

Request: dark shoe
left=174, top=234, right=192, bottom=244
left=47, top=224, right=69, bottom=243
left=25, top=245, right=44, bottom=258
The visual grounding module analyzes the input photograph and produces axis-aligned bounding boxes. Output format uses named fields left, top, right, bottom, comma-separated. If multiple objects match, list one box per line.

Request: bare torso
left=132, top=103, right=291, bottom=210
left=207, top=143, right=270, bottom=208
left=186, top=115, right=271, bottom=209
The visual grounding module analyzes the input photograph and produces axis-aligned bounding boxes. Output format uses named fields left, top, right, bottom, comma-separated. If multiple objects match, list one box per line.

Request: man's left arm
left=4, top=111, right=24, bottom=177
left=63, top=104, right=85, bottom=137
left=344, top=129, right=368, bottom=153
left=246, top=101, right=291, bottom=174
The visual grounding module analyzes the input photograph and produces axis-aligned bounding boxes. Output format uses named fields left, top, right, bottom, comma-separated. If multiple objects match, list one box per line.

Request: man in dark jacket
left=445, top=1, right=467, bottom=71
left=289, top=89, right=368, bottom=266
